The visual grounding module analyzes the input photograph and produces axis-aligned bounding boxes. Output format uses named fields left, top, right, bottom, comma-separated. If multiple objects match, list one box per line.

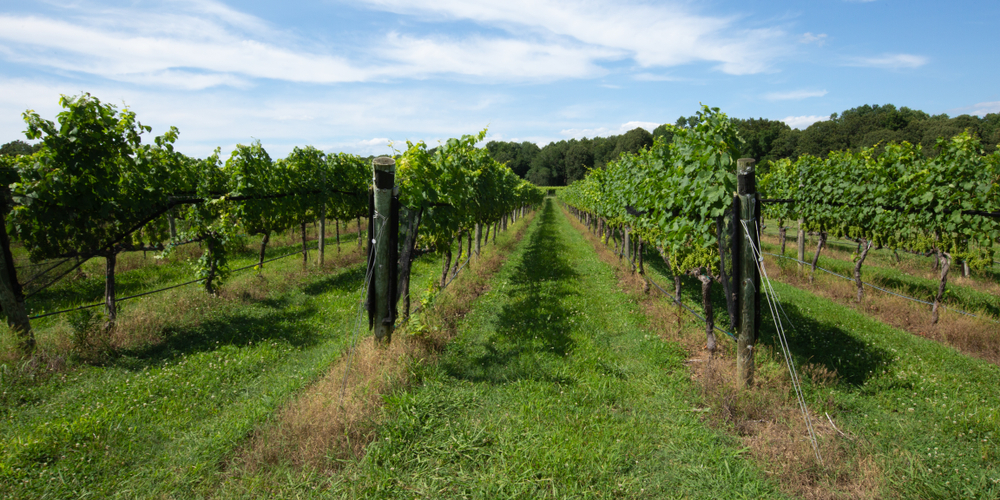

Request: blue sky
left=1, top=0, right=997, bottom=159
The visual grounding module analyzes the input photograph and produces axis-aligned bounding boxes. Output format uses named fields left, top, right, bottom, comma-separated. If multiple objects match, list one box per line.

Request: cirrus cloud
left=846, top=53, right=928, bottom=69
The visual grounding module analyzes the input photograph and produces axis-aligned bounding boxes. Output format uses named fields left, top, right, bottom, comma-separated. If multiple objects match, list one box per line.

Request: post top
left=737, top=158, right=755, bottom=175
left=372, top=156, right=395, bottom=171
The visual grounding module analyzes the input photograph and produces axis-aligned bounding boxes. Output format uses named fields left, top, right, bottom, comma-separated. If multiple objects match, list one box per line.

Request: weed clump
left=67, top=309, right=114, bottom=364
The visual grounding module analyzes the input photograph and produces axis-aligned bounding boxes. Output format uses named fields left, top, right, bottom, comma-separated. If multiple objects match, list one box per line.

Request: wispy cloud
left=355, top=0, right=789, bottom=75
left=846, top=53, right=928, bottom=69
left=0, top=0, right=794, bottom=90
left=947, top=101, right=1000, bottom=117
left=632, top=72, right=689, bottom=82
left=782, top=115, right=830, bottom=129
left=764, top=89, right=828, bottom=101
left=799, top=32, right=827, bottom=46
left=0, top=14, right=373, bottom=88
left=379, top=33, right=616, bottom=81
left=0, top=79, right=498, bottom=158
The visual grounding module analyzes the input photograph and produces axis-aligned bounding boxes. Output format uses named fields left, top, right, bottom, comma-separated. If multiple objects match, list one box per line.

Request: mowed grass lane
left=335, top=199, right=782, bottom=498
left=0, top=251, right=439, bottom=499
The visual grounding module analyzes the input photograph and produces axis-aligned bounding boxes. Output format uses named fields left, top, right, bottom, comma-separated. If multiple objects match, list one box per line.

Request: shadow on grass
left=26, top=236, right=363, bottom=323
left=763, top=240, right=1000, bottom=319
left=442, top=200, right=579, bottom=385
left=638, top=235, right=889, bottom=387
left=110, top=266, right=368, bottom=371
left=301, top=264, right=366, bottom=296
left=758, top=303, right=891, bottom=387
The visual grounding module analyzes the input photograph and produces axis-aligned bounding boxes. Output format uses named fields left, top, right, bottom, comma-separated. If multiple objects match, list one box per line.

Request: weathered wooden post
left=319, top=202, right=326, bottom=265
left=0, top=200, right=32, bottom=352
left=736, top=158, right=760, bottom=389
left=368, top=156, right=399, bottom=343
left=797, top=218, right=805, bottom=273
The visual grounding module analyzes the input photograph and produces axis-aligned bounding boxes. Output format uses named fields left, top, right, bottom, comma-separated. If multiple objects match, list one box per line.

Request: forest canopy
left=483, top=103, right=1000, bottom=186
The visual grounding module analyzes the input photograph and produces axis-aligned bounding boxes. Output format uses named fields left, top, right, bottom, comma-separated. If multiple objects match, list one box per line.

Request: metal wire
left=338, top=218, right=383, bottom=409
left=744, top=220, right=823, bottom=465
left=642, top=273, right=737, bottom=342
left=762, top=251, right=999, bottom=324
left=29, top=240, right=322, bottom=320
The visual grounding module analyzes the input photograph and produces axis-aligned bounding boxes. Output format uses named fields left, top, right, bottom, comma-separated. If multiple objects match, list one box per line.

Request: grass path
left=0, top=245, right=439, bottom=498
left=333, top=199, right=783, bottom=498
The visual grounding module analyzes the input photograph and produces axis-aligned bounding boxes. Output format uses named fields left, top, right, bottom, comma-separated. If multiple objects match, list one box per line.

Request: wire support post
left=735, top=158, right=760, bottom=390
left=367, top=156, right=399, bottom=344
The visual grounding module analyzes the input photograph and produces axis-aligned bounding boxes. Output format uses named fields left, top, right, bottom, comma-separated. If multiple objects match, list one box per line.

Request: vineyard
left=1, top=97, right=1000, bottom=498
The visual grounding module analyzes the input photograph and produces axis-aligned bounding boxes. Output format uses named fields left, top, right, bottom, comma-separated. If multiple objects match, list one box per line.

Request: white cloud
left=355, top=0, right=789, bottom=75
left=0, top=14, right=374, bottom=86
left=847, top=53, right=928, bottom=69
left=764, top=89, right=828, bottom=101
left=632, top=73, right=688, bottom=82
left=559, top=120, right=659, bottom=138
left=378, top=33, right=616, bottom=81
left=782, top=115, right=830, bottom=129
left=948, top=101, right=1000, bottom=117
left=799, top=32, right=827, bottom=46
left=0, top=0, right=793, bottom=89
left=0, top=79, right=500, bottom=158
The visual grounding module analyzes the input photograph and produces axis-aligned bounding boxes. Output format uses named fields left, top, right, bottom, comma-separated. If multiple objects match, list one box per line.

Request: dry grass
left=764, top=253, right=1000, bottom=366
left=2, top=245, right=368, bottom=376
left=233, top=212, right=536, bottom=474
left=563, top=209, right=882, bottom=499
left=763, top=232, right=1000, bottom=297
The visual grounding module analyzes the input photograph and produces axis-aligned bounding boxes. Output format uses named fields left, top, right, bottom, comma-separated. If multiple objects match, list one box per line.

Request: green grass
left=317, top=199, right=783, bottom=498
left=636, top=222, right=1000, bottom=497
left=23, top=224, right=366, bottom=327
left=760, top=227, right=1000, bottom=320
left=6, top=202, right=998, bottom=498
left=0, top=238, right=437, bottom=498
left=762, top=279, right=1000, bottom=498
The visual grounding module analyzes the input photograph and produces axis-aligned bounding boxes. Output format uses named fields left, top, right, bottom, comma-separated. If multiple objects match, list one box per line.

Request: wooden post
left=796, top=218, right=805, bottom=273
left=105, top=252, right=117, bottom=323
left=319, top=205, right=326, bottom=265
left=475, top=223, right=482, bottom=257
left=736, top=158, right=760, bottom=390
left=369, top=157, right=398, bottom=343
left=0, top=203, right=32, bottom=352
left=167, top=210, right=177, bottom=239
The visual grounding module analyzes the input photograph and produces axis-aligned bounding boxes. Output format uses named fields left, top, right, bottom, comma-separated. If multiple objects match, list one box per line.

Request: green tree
left=611, top=127, right=653, bottom=159
left=0, top=140, right=41, bottom=157
left=564, top=141, right=594, bottom=183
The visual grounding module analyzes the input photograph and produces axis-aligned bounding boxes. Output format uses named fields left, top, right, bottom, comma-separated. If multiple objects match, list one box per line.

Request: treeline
left=484, top=104, right=1000, bottom=186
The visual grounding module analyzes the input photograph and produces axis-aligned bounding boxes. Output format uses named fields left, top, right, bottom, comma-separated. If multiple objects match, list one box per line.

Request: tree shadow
left=863, top=272, right=1000, bottom=319
left=441, top=200, right=578, bottom=386
left=110, top=284, right=356, bottom=371
left=301, top=264, right=366, bottom=296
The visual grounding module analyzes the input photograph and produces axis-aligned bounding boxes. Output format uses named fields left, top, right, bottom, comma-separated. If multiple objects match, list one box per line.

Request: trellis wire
left=338, top=211, right=384, bottom=409
left=744, top=220, right=823, bottom=465
left=762, top=251, right=999, bottom=324
left=641, top=273, right=737, bottom=342
left=28, top=239, right=326, bottom=320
